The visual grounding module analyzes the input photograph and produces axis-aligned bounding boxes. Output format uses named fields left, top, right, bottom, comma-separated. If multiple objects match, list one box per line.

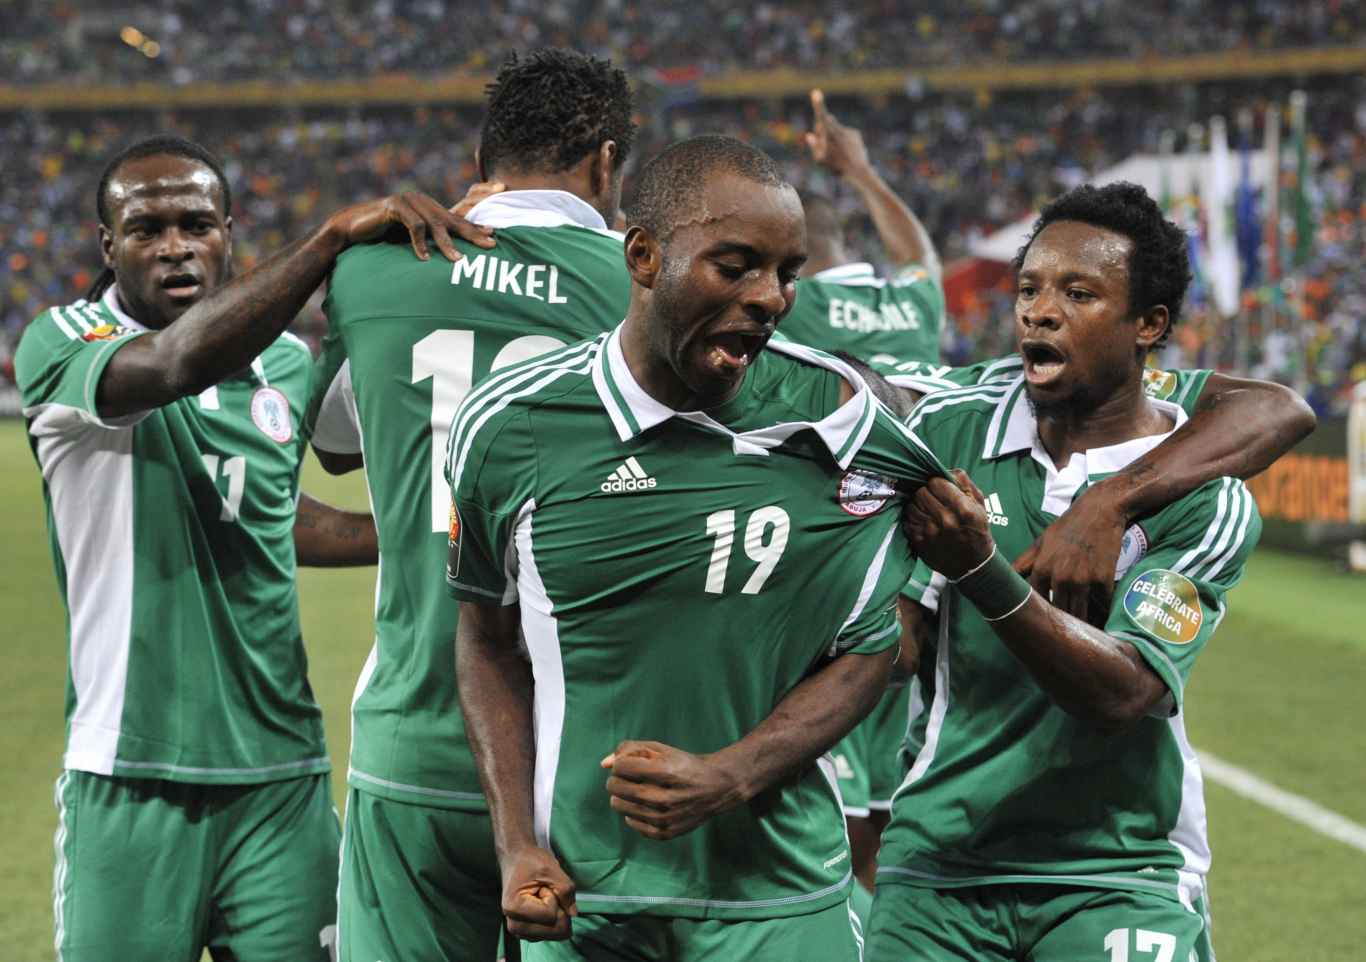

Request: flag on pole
left=1263, top=105, right=1281, bottom=283
left=1234, top=110, right=1261, bottom=291
left=1289, top=90, right=1314, bottom=269
left=1204, top=116, right=1240, bottom=317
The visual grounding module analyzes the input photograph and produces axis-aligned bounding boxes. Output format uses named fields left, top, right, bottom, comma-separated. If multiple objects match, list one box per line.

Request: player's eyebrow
left=706, top=241, right=762, bottom=260
left=1018, top=268, right=1107, bottom=287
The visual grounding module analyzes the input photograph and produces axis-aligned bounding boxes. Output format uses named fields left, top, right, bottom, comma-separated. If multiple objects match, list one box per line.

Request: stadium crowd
left=3, top=73, right=1362, bottom=411
left=6, top=0, right=1363, bottom=86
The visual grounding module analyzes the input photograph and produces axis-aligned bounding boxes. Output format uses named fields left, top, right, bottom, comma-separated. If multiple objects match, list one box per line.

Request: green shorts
left=865, top=882, right=1214, bottom=962
left=832, top=682, right=912, bottom=817
left=52, top=770, right=341, bottom=962
left=523, top=898, right=865, bottom=962
left=337, top=788, right=502, bottom=962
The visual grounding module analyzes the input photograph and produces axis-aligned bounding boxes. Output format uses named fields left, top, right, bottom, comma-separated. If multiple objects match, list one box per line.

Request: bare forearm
left=456, top=605, right=540, bottom=862
left=293, top=492, right=376, bottom=567
left=1100, top=377, right=1314, bottom=523
left=713, top=648, right=894, bottom=800
left=99, top=224, right=345, bottom=416
left=989, top=594, right=1165, bottom=731
left=846, top=166, right=939, bottom=278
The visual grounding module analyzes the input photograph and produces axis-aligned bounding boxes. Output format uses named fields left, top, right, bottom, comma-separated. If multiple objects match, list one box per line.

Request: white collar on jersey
left=590, top=323, right=881, bottom=469
left=102, top=284, right=268, bottom=384
left=807, top=261, right=881, bottom=287
left=983, top=374, right=1188, bottom=477
left=464, top=189, right=615, bottom=234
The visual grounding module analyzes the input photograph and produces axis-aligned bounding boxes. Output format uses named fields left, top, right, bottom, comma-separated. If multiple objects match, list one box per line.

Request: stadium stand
left=6, top=1, right=1364, bottom=85
left=1, top=12, right=1363, bottom=412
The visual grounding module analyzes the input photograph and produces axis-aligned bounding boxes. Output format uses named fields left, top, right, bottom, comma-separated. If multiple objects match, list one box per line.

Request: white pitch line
left=1198, top=749, right=1366, bottom=854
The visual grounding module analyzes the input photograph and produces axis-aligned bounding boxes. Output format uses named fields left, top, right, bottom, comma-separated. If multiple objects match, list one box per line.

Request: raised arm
left=456, top=600, right=577, bottom=942
left=806, top=89, right=940, bottom=279
left=602, top=645, right=895, bottom=840
left=292, top=493, right=377, bottom=567
left=1016, top=374, right=1314, bottom=622
left=97, top=194, right=495, bottom=419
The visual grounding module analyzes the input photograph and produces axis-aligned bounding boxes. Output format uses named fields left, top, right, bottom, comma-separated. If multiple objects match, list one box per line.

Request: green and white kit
left=17, top=286, right=328, bottom=783
left=447, top=325, right=946, bottom=923
left=869, top=374, right=1260, bottom=959
left=308, top=190, right=631, bottom=809
left=838, top=358, right=1214, bottom=818
left=17, top=285, right=337, bottom=961
left=307, top=190, right=632, bottom=960
left=782, top=261, right=944, bottom=367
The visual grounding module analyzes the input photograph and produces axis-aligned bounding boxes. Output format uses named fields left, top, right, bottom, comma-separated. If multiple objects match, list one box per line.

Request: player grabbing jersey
left=304, top=49, right=637, bottom=962
left=868, top=182, right=1283, bottom=962
left=16, top=135, right=483, bottom=962
left=451, top=135, right=951, bottom=962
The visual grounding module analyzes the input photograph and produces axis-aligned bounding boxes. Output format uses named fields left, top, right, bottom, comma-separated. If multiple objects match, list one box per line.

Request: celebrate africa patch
left=1123, top=569, right=1202, bottom=645
left=80, top=323, right=133, bottom=342
left=1141, top=368, right=1179, bottom=401
left=250, top=386, right=293, bottom=443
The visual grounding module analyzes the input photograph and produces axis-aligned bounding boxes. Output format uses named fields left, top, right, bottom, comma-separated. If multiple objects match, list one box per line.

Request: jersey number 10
left=412, top=330, right=567, bottom=533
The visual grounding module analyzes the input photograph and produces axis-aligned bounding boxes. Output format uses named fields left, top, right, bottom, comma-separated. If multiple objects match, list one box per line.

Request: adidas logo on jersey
left=600, top=457, right=657, bottom=493
left=985, top=492, right=1010, bottom=527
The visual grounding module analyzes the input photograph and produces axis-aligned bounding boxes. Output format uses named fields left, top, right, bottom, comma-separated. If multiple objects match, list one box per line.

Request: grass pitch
left=0, top=419, right=1362, bottom=960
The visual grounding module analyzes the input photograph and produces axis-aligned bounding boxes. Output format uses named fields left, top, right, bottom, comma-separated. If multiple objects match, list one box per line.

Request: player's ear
left=593, top=140, right=617, bottom=200
left=1135, top=305, right=1169, bottom=353
left=222, top=215, right=234, bottom=260
left=99, top=224, right=115, bottom=269
left=624, top=225, right=662, bottom=289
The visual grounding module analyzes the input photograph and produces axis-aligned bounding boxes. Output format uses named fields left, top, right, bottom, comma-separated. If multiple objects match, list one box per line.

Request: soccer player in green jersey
left=304, top=49, right=638, bottom=962
left=784, top=89, right=945, bottom=368
left=451, top=134, right=950, bottom=962
left=868, top=182, right=1282, bottom=961
left=15, top=135, right=487, bottom=962
left=783, top=86, right=946, bottom=906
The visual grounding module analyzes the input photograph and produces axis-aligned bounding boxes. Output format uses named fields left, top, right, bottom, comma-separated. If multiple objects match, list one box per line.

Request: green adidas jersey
left=782, top=262, right=944, bottom=365
left=446, top=326, right=945, bottom=920
left=877, top=376, right=1261, bottom=904
left=15, top=286, right=328, bottom=784
left=305, top=191, right=631, bottom=810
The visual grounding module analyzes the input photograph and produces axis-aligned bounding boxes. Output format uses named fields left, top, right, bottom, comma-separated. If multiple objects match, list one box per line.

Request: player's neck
left=620, top=312, right=743, bottom=413
left=491, top=170, right=607, bottom=221
left=1034, top=378, right=1173, bottom=468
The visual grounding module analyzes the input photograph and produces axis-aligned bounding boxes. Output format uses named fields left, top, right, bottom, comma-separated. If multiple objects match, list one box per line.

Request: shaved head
left=627, top=135, right=791, bottom=241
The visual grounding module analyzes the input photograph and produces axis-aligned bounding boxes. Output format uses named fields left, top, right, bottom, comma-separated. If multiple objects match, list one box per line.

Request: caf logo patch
left=1114, top=524, right=1149, bottom=581
left=1141, top=368, right=1178, bottom=401
left=80, top=323, right=133, bottom=342
left=1123, top=568, right=1202, bottom=645
left=250, top=386, right=293, bottom=443
left=838, top=470, right=896, bottom=517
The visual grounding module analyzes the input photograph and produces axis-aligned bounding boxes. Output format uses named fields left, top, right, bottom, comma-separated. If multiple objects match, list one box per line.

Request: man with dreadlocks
left=15, top=134, right=489, bottom=962
left=302, top=48, right=638, bottom=962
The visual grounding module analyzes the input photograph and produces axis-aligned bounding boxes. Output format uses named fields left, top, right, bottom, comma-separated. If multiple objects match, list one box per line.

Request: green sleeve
left=1103, top=477, right=1261, bottom=713
left=14, top=309, right=149, bottom=430
left=445, top=410, right=537, bottom=605
left=1139, top=366, right=1212, bottom=415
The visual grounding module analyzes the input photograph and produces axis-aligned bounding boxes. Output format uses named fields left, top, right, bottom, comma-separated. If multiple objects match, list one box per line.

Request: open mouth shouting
left=160, top=270, right=203, bottom=301
left=1021, top=339, right=1067, bottom=387
left=702, top=327, right=772, bottom=375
